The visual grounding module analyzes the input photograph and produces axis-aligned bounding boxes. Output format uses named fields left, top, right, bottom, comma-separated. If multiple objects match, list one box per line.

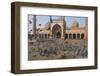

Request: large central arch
left=52, top=24, right=61, bottom=38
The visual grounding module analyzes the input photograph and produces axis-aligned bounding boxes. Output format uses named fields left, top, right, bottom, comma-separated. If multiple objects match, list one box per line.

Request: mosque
left=30, top=16, right=88, bottom=47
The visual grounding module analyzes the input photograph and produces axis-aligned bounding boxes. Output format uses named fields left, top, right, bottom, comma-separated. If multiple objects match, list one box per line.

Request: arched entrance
left=52, top=24, right=61, bottom=38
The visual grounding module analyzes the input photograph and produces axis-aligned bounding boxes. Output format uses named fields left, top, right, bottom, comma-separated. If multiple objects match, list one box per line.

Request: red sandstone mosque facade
left=30, top=16, right=88, bottom=47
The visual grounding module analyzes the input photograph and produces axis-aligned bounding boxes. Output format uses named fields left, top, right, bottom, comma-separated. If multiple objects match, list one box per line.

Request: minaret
left=50, top=16, right=52, bottom=23
left=84, top=17, right=88, bottom=31
left=62, top=16, right=65, bottom=29
left=62, top=16, right=66, bottom=39
left=85, top=17, right=88, bottom=26
left=85, top=17, right=88, bottom=41
left=33, top=15, right=37, bottom=38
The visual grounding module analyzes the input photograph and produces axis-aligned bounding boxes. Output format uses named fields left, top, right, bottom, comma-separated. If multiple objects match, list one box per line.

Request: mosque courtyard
left=28, top=38, right=87, bottom=60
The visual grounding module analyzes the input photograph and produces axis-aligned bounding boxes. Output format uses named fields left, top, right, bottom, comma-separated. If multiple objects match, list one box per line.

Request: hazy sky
left=28, top=15, right=87, bottom=33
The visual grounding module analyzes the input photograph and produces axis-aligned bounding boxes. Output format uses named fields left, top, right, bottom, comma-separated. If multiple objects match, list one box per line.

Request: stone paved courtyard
left=28, top=38, right=87, bottom=60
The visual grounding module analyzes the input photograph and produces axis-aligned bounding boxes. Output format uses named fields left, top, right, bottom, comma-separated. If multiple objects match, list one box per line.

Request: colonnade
left=65, top=33, right=84, bottom=39
left=37, top=33, right=85, bottom=39
left=38, top=34, right=50, bottom=39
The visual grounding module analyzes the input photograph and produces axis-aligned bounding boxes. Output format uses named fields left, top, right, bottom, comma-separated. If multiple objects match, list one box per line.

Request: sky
left=28, top=15, right=87, bottom=33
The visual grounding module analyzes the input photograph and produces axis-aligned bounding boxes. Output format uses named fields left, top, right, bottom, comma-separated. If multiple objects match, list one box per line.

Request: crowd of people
left=28, top=39, right=87, bottom=60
